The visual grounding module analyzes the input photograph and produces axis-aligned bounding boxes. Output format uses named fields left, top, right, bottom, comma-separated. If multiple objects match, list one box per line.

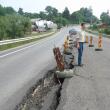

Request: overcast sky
left=0, top=0, right=110, bottom=18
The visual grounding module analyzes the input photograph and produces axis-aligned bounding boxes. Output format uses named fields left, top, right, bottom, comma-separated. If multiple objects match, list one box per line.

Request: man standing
left=77, top=23, right=86, bottom=66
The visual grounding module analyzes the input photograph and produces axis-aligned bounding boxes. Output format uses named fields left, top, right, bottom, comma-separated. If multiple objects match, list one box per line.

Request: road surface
left=0, top=27, right=72, bottom=110
left=57, top=32, right=110, bottom=110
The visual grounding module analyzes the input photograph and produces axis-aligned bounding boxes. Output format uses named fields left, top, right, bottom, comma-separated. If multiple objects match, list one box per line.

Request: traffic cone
left=95, top=33, right=103, bottom=51
left=85, top=35, right=88, bottom=43
left=89, top=36, right=94, bottom=47
left=64, top=36, right=69, bottom=52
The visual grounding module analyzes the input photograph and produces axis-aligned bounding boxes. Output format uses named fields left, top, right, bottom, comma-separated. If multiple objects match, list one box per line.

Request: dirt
left=15, top=70, right=63, bottom=110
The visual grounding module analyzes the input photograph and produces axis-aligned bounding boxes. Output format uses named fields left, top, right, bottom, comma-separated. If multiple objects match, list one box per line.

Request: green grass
left=0, top=31, right=56, bottom=51
left=25, top=30, right=53, bottom=37
left=86, top=29, right=110, bottom=39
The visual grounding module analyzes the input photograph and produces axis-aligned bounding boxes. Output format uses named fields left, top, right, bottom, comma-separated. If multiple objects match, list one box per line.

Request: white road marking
left=0, top=33, right=58, bottom=58
left=0, top=43, right=38, bottom=58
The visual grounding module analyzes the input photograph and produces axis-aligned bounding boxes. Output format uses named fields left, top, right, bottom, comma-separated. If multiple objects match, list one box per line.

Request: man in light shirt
left=77, top=23, right=86, bottom=66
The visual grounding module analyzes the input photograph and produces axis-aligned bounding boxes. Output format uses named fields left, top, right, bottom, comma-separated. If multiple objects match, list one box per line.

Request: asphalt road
left=57, top=31, right=110, bottom=110
left=0, top=27, right=73, bottom=110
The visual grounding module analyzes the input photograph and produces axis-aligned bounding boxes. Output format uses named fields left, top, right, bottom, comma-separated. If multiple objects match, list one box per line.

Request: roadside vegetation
left=3, top=3, right=110, bottom=44
left=89, top=11, right=110, bottom=36
left=23, top=6, right=98, bottom=28
left=0, top=5, right=31, bottom=40
left=0, top=4, right=98, bottom=41
left=0, top=31, right=55, bottom=51
left=0, top=15, right=31, bottom=40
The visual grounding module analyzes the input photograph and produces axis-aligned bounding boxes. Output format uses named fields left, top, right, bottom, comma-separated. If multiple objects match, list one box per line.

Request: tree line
left=0, top=5, right=31, bottom=40
left=21, top=6, right=98, bottom=27
left=90, top=11, right=110, bottom=35
left=100, top=11, right=110, bottom=25
left=0, top=4, right=99, bottom=40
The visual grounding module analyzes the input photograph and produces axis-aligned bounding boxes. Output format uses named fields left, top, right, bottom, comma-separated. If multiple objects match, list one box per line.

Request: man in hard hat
left=77, top=23, right=86, bottom=66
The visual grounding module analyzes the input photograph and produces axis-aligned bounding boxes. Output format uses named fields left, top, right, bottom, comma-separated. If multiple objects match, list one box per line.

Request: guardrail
left=0, top=31, right=55, bottom=46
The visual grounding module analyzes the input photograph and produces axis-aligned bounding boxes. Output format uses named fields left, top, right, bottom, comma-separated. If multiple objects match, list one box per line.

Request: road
left=57, top=31, right=110, bottom=110
left=0, top=27, right=72, bottom=110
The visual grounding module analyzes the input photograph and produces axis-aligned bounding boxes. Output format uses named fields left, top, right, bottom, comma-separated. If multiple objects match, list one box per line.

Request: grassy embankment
left=0, top=30, right=57, bottom=51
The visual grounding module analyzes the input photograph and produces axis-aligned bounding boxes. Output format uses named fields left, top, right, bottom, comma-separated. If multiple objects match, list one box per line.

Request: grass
left=86, top=27, right=110, bottom=38
left=26, top=30, right=53, bottom=37
left=86, top=29, right=110, bottom=38
left=0, top=31, right=56, bottom=51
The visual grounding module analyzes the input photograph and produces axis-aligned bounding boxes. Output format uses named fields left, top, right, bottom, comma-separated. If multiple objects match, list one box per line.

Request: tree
left=71, top=11, right=84, bottom=24
left=54, top=15, right=69, bottom=28
left=0, top=15, right=31, bottom=40
left=24, top=12, right=39, bottom=18
left=45, top=6, right=58, bottom=20
left=18, top=8, right=24, bottom=15
left=100, top=12, right=110, bottom=25
left=5, top=7, right=16, bottom=15
left=0, top=5, right=5, bottom=16
left=62, top=7, right=70, bottom=20
left=92, top=15, right=98, bottom=23
left=70, top=7, right=98, bottom=24
left=45, top=6, right=53, bottom=20
left=79, top=7, right=93, bottom=23
left=52, top=8, right=58, bottom=17
left=39, top=11, right=47, bottom=19
left=0, top=5, right=16, bottom=16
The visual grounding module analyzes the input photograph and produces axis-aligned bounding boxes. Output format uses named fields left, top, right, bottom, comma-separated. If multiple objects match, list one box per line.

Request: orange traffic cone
left=89, top=36, right=94, bottom=47
left=64, top=36, right=69, bottom=52
left=85, top=35, right=88, bottom=43
left=95, top=33, right=103, bottom=51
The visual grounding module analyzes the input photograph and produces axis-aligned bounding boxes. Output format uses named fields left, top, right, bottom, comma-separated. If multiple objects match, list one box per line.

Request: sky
left=0, top=0, right=110, bottom=18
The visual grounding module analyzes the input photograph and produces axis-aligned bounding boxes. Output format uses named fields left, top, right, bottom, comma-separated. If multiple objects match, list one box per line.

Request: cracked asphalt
left=57, top=32, right=110, bottom=110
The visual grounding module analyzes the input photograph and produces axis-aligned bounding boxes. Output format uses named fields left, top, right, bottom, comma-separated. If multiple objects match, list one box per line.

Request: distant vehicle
left=36, top=28, right=46, bottom=32
left=31, top=19, right=57, bottom=32
left=69, top=29, right=77, bottom=35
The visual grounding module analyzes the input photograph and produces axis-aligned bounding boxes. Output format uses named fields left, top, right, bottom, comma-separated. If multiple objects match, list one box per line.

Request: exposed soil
left=15, top=70, right=64, bottom=110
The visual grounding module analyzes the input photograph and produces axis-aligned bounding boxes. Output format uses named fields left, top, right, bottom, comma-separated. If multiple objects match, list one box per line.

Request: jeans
left=78, top=42, right=84, bottom=65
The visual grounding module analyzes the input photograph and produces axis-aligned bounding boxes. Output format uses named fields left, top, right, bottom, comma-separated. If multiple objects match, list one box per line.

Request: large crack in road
left=15, top=69, right=65, bottom=110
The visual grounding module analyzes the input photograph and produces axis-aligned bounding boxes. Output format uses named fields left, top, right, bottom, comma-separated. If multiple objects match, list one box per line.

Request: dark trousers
left=78, top=42, right=84, bottom=65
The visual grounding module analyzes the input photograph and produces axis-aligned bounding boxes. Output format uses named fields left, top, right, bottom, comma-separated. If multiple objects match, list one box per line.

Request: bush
left=0, top=15, right=31, bottom=40
left=90, top=24, right=98, bottom=30
left=103, top=28, right=110, bottom=35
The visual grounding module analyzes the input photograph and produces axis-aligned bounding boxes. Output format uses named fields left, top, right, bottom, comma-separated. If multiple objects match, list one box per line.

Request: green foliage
left=45, top=6, right=58, bottom=20
left=39, top=11, right=47, bottom=19
left=24, top=12, right=39, bottom=18
left=0, top=5, right=16, bottom=16
left=5, top=7, right=16, bottom=15
left=71, top=11, right=84, bottom=24
left=0, top=5, right=5, bottom=16
left=44, top=6, right=98, bottom=26
left=0, top=15, right=31, bottom=40
left=61, top=18, right=69, bottom=26
left=100, top=12, right=110, bottom=25
left=103, top=28, right=110, bottom=35
left=0, top=4, right=99, bottom=40
left=18, top=8, right=24, bottom=15
left=62, top=7, right=70, bottom=20
left=90, top=24, right=98, bottom=30
left=80, top=8, right=92, bottom=23
left=71, top=7, right=98, bottom=24
left=54, top=16, right=69, bottom=28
